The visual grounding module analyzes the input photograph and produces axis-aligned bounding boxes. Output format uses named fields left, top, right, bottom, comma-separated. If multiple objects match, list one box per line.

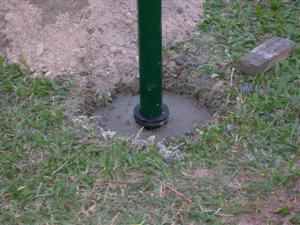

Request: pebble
left=241, top=83, right=254, bottom=94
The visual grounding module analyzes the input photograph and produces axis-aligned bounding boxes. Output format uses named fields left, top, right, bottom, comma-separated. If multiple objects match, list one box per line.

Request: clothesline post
left=134, top=0, right=169, bottom=129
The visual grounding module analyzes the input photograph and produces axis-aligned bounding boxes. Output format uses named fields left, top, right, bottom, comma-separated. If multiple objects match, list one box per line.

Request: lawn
left=1, top=0, right=300, bottom=224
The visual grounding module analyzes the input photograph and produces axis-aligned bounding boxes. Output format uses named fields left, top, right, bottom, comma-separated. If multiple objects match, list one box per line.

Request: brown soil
left=0, top=0, right=204, bottom=91
left=238, top=183, right=300, bottom=225
left=0, top=0, right=235, bottom=146
left=0, top=0, right=233, bottom=119
left=232, top=165, right=300, bottom=225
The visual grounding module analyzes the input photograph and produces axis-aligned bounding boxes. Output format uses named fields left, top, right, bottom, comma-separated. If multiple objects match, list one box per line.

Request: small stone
left=86, top=27, right=95, bottom=35
left=31, top=71, right=41, bottom=77
left=41, top=67, right=48, bottom=74
left=177, top=8, right=183, bottom=15
left=238, top=37, right=296, bottom=75
left=175, top=56, right=187, bottom=66
left=226, top=124, right=234, bottom=131
left=53, top=95, right=64, bottom=101
left=241, top=83, right=254, bottom=94
left=45, top=71, right=53, bottom=78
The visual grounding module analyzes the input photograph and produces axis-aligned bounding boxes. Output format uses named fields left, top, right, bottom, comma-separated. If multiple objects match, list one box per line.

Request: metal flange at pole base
left=134, top=104, right=169, bottom=130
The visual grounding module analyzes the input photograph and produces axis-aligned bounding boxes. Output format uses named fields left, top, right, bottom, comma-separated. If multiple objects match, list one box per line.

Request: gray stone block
left=238, top=37, right=296, bottom=75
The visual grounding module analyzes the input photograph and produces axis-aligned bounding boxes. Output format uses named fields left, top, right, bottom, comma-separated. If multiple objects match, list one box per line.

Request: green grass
left=1, top=0, right=300, bottom=224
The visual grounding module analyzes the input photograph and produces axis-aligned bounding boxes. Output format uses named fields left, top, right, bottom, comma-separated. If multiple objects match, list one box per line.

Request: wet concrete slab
left=94, top=92, right=212, bottom=141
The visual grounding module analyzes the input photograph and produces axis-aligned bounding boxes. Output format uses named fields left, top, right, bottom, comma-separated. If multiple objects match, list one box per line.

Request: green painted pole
left=134, top=0, right=169, bottom=129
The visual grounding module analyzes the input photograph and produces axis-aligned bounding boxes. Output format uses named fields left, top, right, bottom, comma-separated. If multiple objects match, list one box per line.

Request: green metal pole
left=134, top=0, right=169, bottom=129
left=138, top=0, right=162, bottom=118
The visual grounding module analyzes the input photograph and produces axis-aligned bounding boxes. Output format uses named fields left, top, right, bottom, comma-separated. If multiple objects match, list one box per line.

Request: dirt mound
left=0, top=0, right=203, bottom=91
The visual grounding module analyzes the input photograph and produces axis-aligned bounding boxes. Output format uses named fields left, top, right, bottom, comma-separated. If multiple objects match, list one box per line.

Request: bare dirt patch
left=234, top=166, right=300, bottom=225
left=0, top=0, right=204, bottom=92
left=237, top=185, right=300, bottom=225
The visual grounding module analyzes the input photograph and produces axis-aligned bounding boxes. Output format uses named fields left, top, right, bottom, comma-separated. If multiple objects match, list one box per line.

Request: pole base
left=134, top=104, right=169, bottom=130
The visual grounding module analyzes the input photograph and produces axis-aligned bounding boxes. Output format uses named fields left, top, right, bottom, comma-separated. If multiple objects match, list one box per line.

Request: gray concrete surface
left=94, top=92, right=212, bottom=141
